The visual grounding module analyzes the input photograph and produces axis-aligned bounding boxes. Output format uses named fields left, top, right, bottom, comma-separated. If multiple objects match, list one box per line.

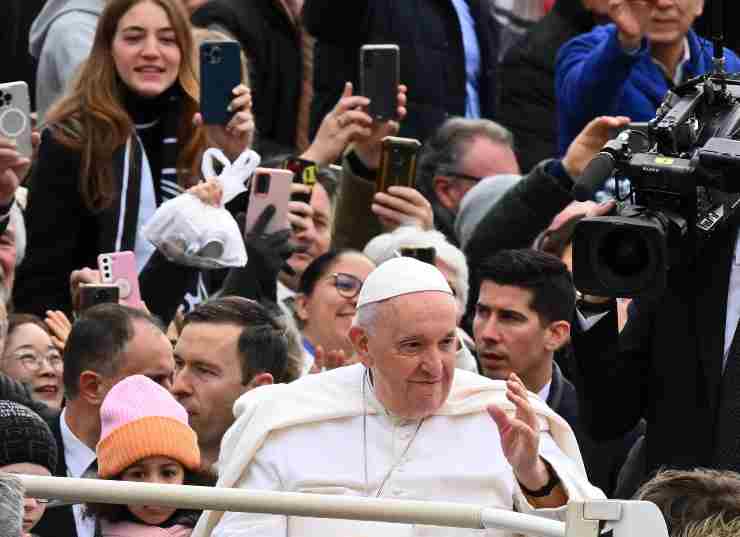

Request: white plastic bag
left=142, top=148, right=261, bottom=269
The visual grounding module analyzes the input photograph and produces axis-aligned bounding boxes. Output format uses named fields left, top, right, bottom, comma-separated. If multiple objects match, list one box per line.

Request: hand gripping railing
left=18, top=474, right=669, bottom=537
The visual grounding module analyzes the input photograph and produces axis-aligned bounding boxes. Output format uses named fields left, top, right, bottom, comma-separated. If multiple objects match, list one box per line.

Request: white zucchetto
left=356, top=256, right=453, bottom=307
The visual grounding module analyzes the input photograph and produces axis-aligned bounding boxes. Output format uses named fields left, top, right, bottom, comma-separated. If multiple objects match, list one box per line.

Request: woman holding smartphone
left=15, top=0, right=253, bottom=316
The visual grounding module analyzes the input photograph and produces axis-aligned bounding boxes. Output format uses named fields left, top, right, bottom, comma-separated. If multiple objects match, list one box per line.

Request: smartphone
left=98, top=251, right=143, bottom=308
left=376, top=136, right=422, bottom=193
left=79, top=284, right=120, bottom=312
left=0, top=81, right=32, bottom=159
left=245, top=168, right=294, bottom=235
left=359, top=44, right=400, bottom=121
left=200, top=41, right=242, bottom=125
left=283, top=157, right=317, bottom=204
left=400, top=246, right=436, bottom=265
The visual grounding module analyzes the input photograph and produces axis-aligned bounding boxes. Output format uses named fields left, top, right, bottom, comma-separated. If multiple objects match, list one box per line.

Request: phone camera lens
left=209, top=46, right=223, bottom=64
left=3, top=94, right=11, bottom=104
left=256, top=173, right=270, bottom=194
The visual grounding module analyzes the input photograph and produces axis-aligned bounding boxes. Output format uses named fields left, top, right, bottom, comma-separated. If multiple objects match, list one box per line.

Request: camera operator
left=555, top=0, right=740, bottom=154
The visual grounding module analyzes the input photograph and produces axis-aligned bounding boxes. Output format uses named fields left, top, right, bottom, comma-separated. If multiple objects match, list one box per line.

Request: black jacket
left=462, top=159, right=574, bottom=331
left=570, top=225, right=737, bottom=480
left=548, top=361, right=643, bottom=496
left=192, top=0, right=303, bottom=157
left=497, top=0, right=596, bottom=172
left=303, top=0, right=500, bottom=144
left=33, top=415, right=78, bottom=537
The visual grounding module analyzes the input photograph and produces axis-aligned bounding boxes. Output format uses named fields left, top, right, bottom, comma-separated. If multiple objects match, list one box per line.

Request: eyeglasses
left=329, top=272, right=364, bottom=299
left=446, top=171, right=483, bottom=183
left=8, top=352, right=63, bottom=373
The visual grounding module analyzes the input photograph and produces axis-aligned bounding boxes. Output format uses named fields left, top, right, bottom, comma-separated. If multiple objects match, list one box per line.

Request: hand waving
left=487, top=373, right=541, bottom=478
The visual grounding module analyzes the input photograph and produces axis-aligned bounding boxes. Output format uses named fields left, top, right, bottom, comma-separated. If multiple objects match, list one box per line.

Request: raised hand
left=195, top=84, right=255, bottom=161
left=301, top=82, right=372, bottom=166
left=487, top=373, right=543, bottom=483
left=609, top=0, right=655, bottom=49
left=562, top=115, right=631, bottom=179
left=353, top=85, right=408, bottom=169
left=372, top=186, right=434, bottom=231
left=245, top=205, right=297, bottom=276
left=0, top=134, right=37, bottom=205
left=310, top=345, right=353, bottom=373
left=44, top=310, right=72, bottom=351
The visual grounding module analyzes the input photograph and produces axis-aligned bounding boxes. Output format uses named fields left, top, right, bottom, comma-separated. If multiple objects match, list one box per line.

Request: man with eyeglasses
left=415, top=117, right=521, bottom=246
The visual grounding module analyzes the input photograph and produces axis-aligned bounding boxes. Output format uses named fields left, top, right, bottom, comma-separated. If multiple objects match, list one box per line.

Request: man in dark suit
left=471, top=248, right=641, bottom=495
left=571, top=221, right=740, bottom=495
left=34, top=304, right=175, bottom=537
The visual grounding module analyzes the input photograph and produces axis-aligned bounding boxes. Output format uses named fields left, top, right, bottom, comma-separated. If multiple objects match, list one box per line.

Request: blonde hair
left=679, top=515, right=740, bottom=537
left=635, top=468, right=740, bottom=537
left=46, top=0, right=205, bottom=212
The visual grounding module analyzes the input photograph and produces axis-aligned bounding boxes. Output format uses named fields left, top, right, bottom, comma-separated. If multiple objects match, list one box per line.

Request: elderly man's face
left=353, top=292, right=458, bottom=419
left=647, top=0, right=704, bottom=46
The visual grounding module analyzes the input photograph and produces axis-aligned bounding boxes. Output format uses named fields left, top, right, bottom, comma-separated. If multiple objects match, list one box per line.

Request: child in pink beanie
left=86, top=375, right=203, bottom=537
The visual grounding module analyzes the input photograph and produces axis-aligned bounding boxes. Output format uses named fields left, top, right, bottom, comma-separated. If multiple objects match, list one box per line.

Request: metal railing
left=17, top=474, right=669, bottom=537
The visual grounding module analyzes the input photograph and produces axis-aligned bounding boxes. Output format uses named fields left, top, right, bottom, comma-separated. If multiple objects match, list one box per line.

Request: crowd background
left=2, top=0, right=740, bottom=536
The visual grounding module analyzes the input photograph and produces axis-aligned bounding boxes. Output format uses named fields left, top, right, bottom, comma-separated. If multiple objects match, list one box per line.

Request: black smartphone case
left=200, top=41, right=242, bottom=125
left=359, top=45, right=400, bottom=121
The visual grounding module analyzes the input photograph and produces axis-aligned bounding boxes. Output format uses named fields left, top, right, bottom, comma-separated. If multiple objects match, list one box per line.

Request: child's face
left=0, top=463, right=51, bottom=534
left=120, top=456, right=185, bottom=525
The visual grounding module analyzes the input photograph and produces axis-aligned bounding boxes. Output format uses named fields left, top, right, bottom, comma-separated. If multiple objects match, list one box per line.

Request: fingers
left=70, top=267, right=102, bottom=311
left=487, top=403, right=514, bottom=436
left=192, top=113, right=203, bottom=127
left=506, top=373, right=539, bottom=432
left=228, top=85, right=251, bottom=112
left=253, top=204, right=276, bottom=234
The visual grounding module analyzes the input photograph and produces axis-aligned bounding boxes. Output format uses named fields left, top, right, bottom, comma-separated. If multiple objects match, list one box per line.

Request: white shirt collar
left=277, top=280, right=296, bottom=303
left=652, top=37, right=691, bottom=86
left=537, top=381, right=552, bottom=404
left=59, top=408, right=97, bottom=478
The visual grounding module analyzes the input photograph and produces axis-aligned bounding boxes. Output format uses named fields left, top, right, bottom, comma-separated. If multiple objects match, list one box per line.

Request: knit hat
left=97, top=375, right=200, bottom=478
left=356, top=256, right=452, bottom=308
left=0, top=400, right=58, bottom=472
left=454, top=174, right=522, bottom=249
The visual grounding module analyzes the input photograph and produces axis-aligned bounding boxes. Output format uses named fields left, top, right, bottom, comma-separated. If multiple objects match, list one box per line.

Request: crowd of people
left=2, top=0, right=740, bottom=536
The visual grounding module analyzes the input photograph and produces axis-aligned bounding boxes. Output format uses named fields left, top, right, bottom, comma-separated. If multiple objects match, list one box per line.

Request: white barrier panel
left=19, top=474, right=566, bottom=537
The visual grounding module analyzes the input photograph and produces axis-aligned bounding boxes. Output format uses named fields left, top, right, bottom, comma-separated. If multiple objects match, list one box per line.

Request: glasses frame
left=329, top=272, right=364, bottom=299
left=441, top=170, right=483, bottom=184
left=8, top=351, right=64, bottom=373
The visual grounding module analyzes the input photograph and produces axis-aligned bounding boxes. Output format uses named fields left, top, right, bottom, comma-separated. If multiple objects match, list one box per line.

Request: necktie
left=713, top=319, right=740, bottom=470
left=82, top=459, right=98, bottom=479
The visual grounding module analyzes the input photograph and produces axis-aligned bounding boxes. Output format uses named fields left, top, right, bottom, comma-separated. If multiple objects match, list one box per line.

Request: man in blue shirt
left=555, top=0, right=740, bottom=154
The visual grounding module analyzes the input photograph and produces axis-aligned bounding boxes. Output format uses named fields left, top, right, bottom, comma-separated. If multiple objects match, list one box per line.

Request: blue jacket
left=555, top=24, right=740, bottom=155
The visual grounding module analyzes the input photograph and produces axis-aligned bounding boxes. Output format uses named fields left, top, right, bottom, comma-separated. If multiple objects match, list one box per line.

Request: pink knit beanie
left=96, top=375, right=200, bottom=478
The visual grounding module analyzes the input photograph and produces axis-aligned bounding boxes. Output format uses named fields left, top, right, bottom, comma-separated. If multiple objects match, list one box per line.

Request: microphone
left=571, top=136, right=629, bottom=202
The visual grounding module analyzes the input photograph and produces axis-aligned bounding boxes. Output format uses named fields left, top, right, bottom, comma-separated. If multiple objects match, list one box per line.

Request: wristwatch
left=518, top=460, right=561, bottom=498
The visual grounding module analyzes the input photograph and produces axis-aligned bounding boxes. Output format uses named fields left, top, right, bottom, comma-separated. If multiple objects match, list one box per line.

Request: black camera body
left=574, top=72, right=740, bottom=298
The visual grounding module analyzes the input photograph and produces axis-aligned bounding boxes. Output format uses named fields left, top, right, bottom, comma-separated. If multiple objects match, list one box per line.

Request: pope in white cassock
left=194, top=257, right=605, bottom=537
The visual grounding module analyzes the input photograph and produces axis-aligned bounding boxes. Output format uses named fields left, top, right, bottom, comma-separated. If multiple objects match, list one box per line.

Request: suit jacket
left=571, top=224, right=736, bottom=479
left=548, top=361, right=643, bottom=496
left=34, top=415, right=78, bottom=537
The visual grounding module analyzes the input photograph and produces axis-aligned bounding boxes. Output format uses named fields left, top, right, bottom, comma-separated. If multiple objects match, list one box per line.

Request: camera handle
left=572, top=133, right=631, bottom=202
